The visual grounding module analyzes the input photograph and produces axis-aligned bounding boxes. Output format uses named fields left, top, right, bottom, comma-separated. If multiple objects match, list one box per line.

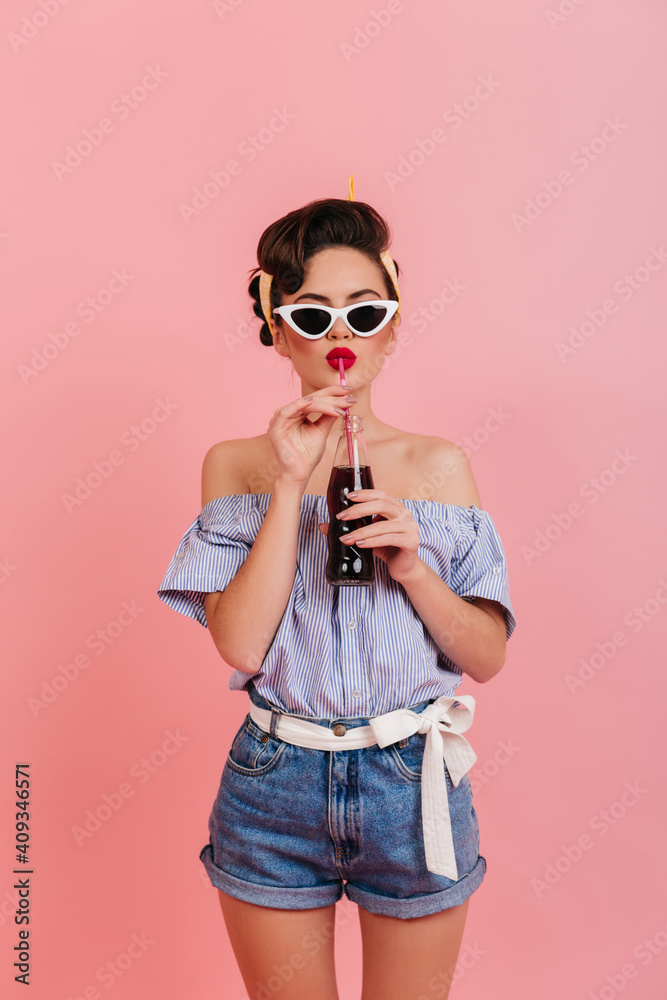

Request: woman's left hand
left=318, top=489, right=421, bottom=583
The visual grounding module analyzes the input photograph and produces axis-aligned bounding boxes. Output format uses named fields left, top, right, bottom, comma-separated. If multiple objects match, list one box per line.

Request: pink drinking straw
left=338, top=358, right=355, bottom=466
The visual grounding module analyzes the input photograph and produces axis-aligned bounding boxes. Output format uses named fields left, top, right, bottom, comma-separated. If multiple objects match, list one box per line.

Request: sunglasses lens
left=291, top=308, right=331, bottom=336
left=348, top=304, right=388, bottom=333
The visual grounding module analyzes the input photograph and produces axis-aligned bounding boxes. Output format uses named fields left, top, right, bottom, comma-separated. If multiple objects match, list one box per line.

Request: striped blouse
left=157, top=493, right=517, bottom=719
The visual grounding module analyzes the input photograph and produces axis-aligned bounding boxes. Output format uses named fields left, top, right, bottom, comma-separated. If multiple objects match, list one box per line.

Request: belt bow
left=368, top=695, right=477, bottom=880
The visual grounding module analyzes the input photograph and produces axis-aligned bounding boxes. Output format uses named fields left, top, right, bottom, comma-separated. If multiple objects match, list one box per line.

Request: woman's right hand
left=267, top=385, right=357, bottom=489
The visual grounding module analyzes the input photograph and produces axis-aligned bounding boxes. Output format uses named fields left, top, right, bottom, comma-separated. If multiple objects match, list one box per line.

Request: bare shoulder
left=201, top=435, right=267, bottom=507
left=410, top=434, right=482, bottom=508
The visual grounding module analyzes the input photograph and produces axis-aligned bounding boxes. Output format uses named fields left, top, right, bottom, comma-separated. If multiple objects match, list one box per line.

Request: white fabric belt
left=247, top=695, right=477, bottom=882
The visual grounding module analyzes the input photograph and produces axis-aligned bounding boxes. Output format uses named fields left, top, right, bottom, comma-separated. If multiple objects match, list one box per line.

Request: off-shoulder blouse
left=157, top=493, right=517, bottom=718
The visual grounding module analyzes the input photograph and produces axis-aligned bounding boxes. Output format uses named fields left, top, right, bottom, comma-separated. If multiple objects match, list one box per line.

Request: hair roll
left=247, top=197, right=400, bottom=346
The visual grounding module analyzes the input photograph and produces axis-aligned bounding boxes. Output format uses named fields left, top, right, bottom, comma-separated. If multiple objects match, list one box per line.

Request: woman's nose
left=327, top=319, right=353, bottom=339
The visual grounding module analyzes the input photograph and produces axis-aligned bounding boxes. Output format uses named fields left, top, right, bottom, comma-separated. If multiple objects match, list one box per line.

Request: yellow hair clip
left=259, top=175, right=400, bottom=333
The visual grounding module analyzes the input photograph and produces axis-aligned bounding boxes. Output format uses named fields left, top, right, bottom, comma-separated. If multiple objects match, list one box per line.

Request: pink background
left=2, top=1, right=666, bottom=997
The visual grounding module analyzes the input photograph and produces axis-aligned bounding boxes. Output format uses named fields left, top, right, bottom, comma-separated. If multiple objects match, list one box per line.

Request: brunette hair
left=248, top=197, right=400, bottom=346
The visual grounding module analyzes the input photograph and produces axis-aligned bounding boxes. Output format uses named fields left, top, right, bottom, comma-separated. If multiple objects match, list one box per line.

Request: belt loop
left=269, top=706, right=281, bottom=738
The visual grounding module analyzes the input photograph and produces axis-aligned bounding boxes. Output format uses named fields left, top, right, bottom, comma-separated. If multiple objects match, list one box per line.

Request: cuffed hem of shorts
left=345, top=855, right=487, bottom=920
left=199, top=843, right=345, bottom=910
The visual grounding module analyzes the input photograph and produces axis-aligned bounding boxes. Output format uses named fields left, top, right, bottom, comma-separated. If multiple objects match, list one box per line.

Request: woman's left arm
left=319, top=488, right=506, bottom=684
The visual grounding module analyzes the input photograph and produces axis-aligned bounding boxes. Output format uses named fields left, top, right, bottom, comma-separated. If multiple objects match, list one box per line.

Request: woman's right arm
left=202, top=385, right=355, bottom=674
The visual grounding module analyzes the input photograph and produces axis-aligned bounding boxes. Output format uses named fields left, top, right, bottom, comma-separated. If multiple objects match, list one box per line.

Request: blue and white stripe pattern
left=157, top=494, right=517, bottom=719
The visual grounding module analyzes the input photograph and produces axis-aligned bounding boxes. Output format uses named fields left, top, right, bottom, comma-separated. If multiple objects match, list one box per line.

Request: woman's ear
left=272, top=320, right=291, bottom=358
left=385, top=319, right=399, bottom=355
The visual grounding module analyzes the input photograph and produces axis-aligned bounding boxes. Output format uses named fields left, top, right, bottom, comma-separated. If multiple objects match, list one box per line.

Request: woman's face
left=272, top=246, right=398, bottom=392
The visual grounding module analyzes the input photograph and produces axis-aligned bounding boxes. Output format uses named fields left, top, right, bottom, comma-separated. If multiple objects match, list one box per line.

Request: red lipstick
left=326, top=347, right=356, bottom=370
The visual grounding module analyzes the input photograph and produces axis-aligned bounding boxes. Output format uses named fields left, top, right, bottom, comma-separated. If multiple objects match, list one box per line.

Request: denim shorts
left=199, top=686, right=486, bottom=919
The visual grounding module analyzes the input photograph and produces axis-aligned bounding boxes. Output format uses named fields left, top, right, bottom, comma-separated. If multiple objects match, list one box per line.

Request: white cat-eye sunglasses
left=272, top=299, right=399, bottom=339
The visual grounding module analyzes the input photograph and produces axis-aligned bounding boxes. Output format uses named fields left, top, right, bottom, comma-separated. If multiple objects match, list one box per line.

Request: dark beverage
left=326, top=464, right=375, bottom=586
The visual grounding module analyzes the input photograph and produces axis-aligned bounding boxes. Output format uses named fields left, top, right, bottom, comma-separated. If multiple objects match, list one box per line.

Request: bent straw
left=338, top=358, right=355, bottom=466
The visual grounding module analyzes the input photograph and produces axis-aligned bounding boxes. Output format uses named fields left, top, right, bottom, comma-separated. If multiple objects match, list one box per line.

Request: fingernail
left=334, top=407, right=345, bottom=415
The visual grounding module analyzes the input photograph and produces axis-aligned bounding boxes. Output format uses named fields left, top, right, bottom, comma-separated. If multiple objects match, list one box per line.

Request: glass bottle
left=325, top=415, right=375, bottom=586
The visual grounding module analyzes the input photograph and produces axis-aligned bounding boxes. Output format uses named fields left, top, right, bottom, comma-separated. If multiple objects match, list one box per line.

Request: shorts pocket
left=226, top=716, right=286, bottom=776
left=389, top=732, right=451, bottom=785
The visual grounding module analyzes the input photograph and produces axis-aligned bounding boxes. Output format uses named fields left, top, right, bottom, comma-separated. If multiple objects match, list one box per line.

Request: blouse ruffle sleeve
left=157, top=496, right=262, bottom=628
left=449, top=504, right=517, bottom=640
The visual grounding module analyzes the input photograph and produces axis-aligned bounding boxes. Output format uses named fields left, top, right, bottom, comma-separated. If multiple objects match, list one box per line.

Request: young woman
left=158, top=180, right=517, bottom=1000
